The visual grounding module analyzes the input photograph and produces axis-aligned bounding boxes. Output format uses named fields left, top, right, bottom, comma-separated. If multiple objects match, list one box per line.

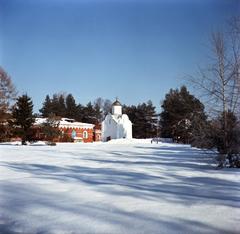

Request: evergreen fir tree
left=58, top=94, right=66, bottom=117
left=82, top=102, right=96, bottom=124
left=160, top=86, right=206, bottom=143
left=75, top=104, right=84, bottom=122
left=145, top=100, right=158, bottom=138
left=12, top=94, right=35, bottom=144
left=48, top=94, right=66, bottom=117
left=123, top=101, right=158, bottom=139
left=93, top=102, right=102, bottom=124
left=66, top=94, right=78, bottom=119
left=134, top=104, right=147, bottom=138
left=39, top=95, right=52, bottom=117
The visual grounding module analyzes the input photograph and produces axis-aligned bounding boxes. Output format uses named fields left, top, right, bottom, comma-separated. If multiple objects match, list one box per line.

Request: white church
left=102, top=99, right=132, bottom=141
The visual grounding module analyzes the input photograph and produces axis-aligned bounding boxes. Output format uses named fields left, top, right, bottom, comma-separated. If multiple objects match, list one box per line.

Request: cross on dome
left=112, top=97, right=122, bottom=106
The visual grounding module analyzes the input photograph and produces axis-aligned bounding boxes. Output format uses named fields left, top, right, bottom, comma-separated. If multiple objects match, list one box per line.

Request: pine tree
left=134, top=104, right=147, bottom=138
left=12, top=94, right=35, bottom=144
left=160, top=86, right=206, bottom=143
left=93, top=102, right=102, bottom=124
left=58, top=94, right=66, bottom=117
left=123, top=101, right=158, bottom=139
left=75, top=104, right=84, bottom=122
left=39, top=95, right=52, bottom=117
left=82, top=102, right=97, bottom=124
left=145, top=100, right=158, bottom=138
left=44, top=93, right=66, bottom=117
left=66, top=94, right=78, bottom=119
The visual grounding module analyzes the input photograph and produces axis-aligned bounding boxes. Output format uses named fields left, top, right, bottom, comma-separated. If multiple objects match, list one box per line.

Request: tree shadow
left=0, top=181, right=239, bottom=234
left=3, top=156, right=240, bottom=208
left=1, top=143, right=239, bottom=233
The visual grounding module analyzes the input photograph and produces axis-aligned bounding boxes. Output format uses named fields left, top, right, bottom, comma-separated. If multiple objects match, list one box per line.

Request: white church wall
left=122, top=114, right=132, bottom=139
left=102, top=114, right=118, bottom=141
left=125, top=121, right=132, bottom=139
left=101, top=100, right=133, bottom=141
left=117, top=124, right=125, bottom=139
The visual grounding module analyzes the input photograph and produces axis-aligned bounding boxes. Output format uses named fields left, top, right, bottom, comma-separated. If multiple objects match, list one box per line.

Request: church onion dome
left=112, top=99, right=122, bottom=106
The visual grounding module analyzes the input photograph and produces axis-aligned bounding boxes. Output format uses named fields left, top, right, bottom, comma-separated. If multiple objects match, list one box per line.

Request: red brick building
left=93, top=123, right=102, bottom=142
left=35, top=118, right=101, bottom=143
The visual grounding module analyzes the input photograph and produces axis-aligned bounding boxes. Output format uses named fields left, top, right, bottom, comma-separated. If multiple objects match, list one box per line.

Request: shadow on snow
left=0, top=144, right=239, bottom=233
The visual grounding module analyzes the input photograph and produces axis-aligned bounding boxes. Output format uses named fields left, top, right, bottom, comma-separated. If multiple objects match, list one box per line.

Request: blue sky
left=0, top=0, right=239, bottom=112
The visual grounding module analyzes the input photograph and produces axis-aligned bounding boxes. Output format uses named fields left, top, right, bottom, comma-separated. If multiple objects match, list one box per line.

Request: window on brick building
left=83, top=131, right=88, bottom=139
left=71, top=130, right=76, bottom=138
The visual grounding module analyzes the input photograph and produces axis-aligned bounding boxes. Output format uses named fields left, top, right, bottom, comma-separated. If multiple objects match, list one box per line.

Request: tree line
left=39, top=94, right=111, bottom=124
left=39, top=94, right=160, bottom=139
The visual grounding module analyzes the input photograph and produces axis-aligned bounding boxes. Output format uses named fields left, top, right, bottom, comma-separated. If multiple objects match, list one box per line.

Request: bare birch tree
left=229, top=17, right=240, bottom=115
left=188, top=17, right=240, bottom=155
left=0, top=67, right=17, bottom=141
left=0, top=66, right=17, bottom=116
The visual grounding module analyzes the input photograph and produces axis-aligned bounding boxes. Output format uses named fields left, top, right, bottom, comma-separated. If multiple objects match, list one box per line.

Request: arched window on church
left=83, top=131, right=88, bottom=139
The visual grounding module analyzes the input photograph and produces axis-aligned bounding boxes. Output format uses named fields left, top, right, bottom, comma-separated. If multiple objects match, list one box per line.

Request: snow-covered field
left=0, top=140, right=239, bottom=234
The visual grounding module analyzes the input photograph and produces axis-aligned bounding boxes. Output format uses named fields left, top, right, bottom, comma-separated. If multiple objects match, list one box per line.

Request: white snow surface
left=0, top=140, right=239, bottom=234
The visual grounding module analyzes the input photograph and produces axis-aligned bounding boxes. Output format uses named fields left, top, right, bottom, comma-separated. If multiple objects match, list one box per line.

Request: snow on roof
left=34, top=118, right=48, bottom=125
left=59, top=119, right=94, bottom=129
left=35, top=118, right=95, bottom=129
left=111, top=114, right=130, bottom=124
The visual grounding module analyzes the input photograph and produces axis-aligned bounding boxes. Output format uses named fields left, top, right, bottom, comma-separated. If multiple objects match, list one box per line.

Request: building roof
left=34, top=118, right=95, bottom=129
left=109, top=113, right=131, bottom=125
left=112, top=98, right=122, bottom=106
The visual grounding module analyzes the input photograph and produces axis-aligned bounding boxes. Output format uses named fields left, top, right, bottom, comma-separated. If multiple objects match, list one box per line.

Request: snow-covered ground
left=0, top=140, right=239, bottom=234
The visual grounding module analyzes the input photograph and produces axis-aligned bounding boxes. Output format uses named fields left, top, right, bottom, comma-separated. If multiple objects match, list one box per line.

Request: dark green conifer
left=66, top=94, right=78, bottom=119
left=39, top=95, right=52, bottom=117
left=160, top=86, right=206, bottom=143
left=12, top=94, right=35, bottom=144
